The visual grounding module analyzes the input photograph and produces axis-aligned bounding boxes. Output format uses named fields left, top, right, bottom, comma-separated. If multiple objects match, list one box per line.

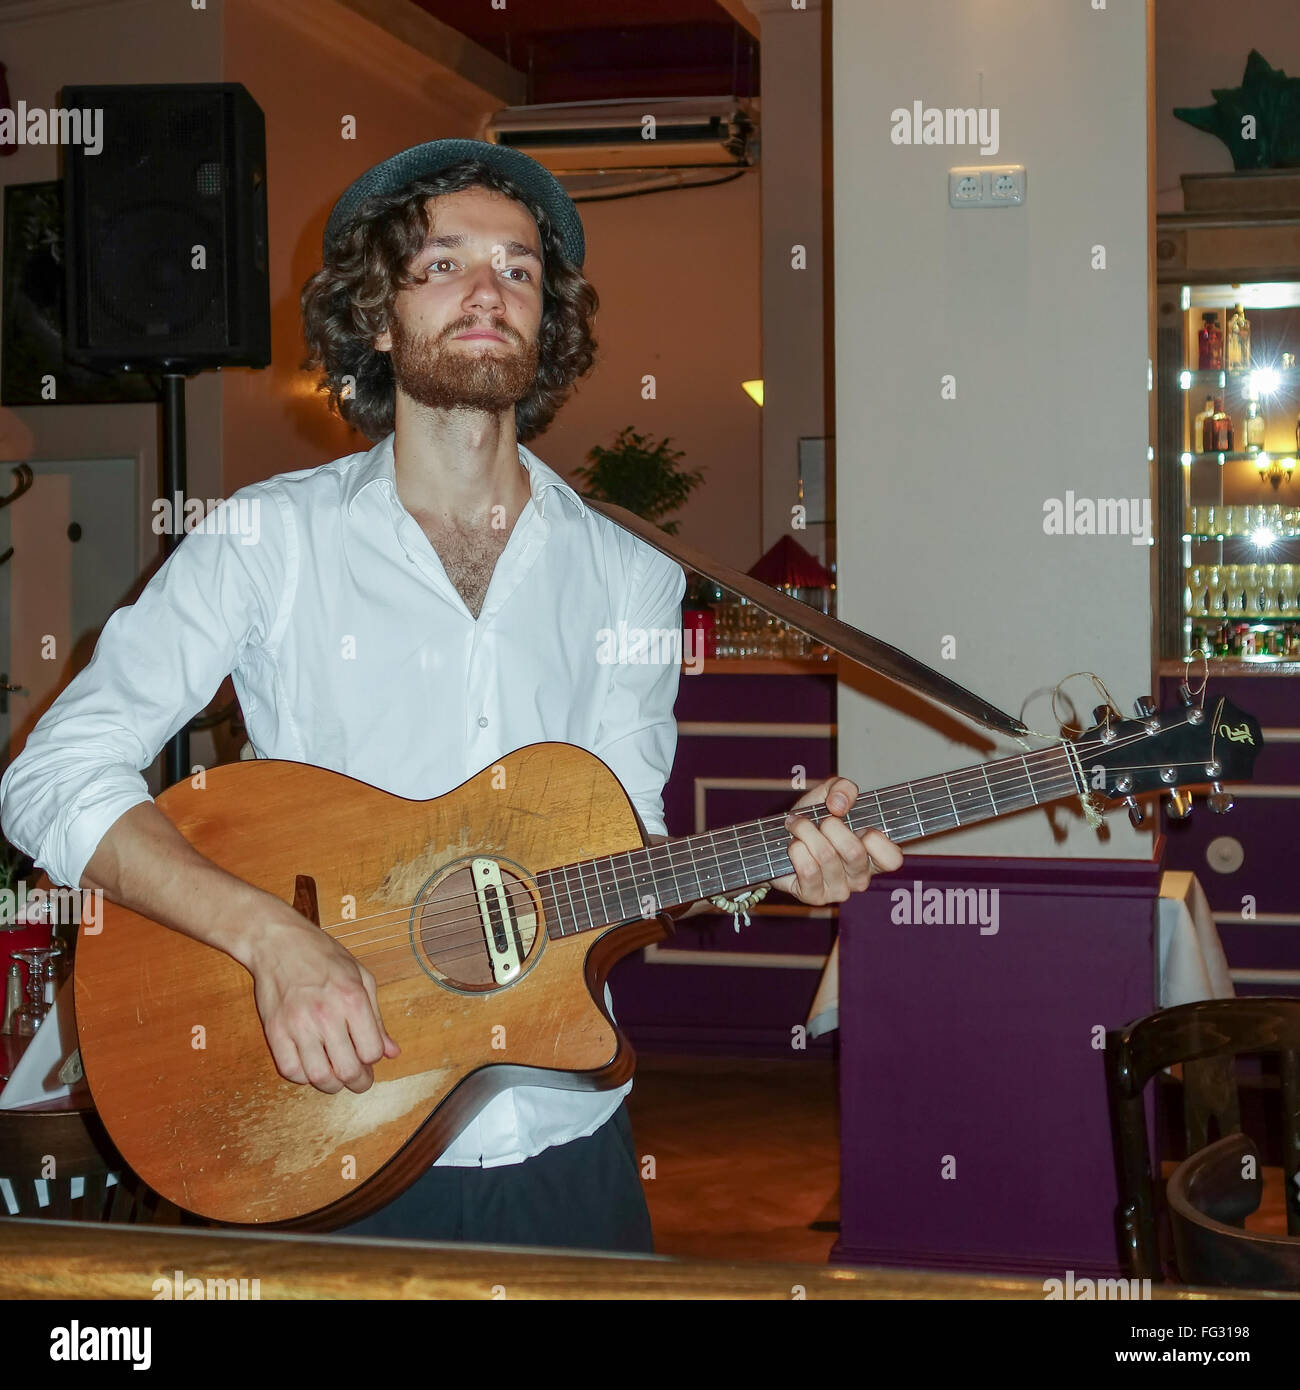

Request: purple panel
left=832, top=853, right=1161, bottom=1277
left=674, top=671, right=837, bottom=723
left=610, top=951, right=836, bottom=1058
left=1214, top=922, right=1300, bottom=972
left=663, top=738, right=835, bottom=842
left=1160, top=797, right=1298, bottom=916
left=617, top=668, right=841, bottom=1055
left=1158, top=673, right=1300, bottom=725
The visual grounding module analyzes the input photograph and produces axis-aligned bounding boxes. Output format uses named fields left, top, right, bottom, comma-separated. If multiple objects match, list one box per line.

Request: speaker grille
left=63, top=83, right=269, bottom=370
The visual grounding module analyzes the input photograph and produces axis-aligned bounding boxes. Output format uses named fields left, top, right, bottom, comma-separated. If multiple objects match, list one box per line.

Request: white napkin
left=0, top=975, right=89, bottom=1108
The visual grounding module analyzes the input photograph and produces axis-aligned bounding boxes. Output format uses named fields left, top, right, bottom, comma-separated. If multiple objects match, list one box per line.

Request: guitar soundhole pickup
left=409, top=855, right=543, bottom=993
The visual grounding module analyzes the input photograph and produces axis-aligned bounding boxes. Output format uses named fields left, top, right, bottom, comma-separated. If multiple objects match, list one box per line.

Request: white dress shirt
left=0, top=430, right=685, bottom=1166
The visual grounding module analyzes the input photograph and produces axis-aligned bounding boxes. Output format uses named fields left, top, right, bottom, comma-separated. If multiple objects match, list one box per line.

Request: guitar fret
left=559, top=865, right=581, bottom=935
left=657, top=838, right=688, bottom=909
left=945, top=772, right=967, bottom=822
left=1020, top=755, right=1039, bottom=804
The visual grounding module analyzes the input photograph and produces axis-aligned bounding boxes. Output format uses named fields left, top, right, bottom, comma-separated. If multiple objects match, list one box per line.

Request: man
left=0, top=140, right=902, bottom=1252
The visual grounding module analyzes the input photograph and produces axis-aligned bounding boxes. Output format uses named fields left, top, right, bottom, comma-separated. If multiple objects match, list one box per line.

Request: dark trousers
left=331, top=1102, right=654, bottom=1254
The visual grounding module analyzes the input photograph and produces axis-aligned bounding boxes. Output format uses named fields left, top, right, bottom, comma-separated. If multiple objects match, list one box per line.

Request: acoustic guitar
left=73, top=690, right=1262, bottom=1229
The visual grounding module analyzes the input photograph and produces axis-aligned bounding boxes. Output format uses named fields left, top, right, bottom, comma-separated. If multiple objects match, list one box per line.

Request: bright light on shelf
left=1251, top=527, right=1277, bottom=549
left=1180, top=452, right=1193, bottom=465
left=1251, top=367, right=1281, bottom=396
left=1179, top=370, right=1192, bottom=390
left=1180, top=286, right=1192, bottom=310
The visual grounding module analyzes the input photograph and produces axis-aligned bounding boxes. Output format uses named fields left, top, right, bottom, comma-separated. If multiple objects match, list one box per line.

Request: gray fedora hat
left=323, top=137, right=586, bottom=268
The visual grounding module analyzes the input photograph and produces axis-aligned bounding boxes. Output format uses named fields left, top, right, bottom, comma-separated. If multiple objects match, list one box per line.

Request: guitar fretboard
left=536, top=742, right=1087, bottom=937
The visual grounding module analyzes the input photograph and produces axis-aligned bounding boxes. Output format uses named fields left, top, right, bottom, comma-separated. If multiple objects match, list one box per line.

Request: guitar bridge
left=472, top=857, right=536, bottom=985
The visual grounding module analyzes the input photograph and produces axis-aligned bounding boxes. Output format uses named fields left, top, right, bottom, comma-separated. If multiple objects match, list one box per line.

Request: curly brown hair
left=300, top=160, right=598, bottom=443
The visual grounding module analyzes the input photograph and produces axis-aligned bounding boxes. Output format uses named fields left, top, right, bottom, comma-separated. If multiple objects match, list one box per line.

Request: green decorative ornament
left=1174, top=49, right=1300, bottom=170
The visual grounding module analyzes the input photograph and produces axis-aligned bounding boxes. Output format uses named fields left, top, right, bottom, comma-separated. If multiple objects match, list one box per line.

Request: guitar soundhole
left=410, top=858, right=543, bottom=992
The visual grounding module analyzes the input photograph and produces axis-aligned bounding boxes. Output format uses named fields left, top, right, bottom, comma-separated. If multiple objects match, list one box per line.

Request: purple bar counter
left=832, top=850, right=1162, bottom=1277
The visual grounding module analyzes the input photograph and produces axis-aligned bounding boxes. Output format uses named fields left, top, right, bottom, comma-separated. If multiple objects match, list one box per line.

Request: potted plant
left=572, top=426, right=704, bottom=535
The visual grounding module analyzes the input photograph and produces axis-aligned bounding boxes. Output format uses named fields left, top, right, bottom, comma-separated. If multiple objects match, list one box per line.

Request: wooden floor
left=627, top=1054, right=840, bottom=1263
left=628, top=1054, right=1294, bottom=1265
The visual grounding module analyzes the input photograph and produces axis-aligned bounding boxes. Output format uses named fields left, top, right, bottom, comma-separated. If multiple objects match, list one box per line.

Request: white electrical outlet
left=948, top=169, right=985, bottom=205
left=949, top=164, right=1026, bottom=209
left=989, top=165, right=1026, bottom=204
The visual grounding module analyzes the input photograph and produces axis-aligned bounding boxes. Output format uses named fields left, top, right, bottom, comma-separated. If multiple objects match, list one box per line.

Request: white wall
left=832, top=0, right=1154, bottom=859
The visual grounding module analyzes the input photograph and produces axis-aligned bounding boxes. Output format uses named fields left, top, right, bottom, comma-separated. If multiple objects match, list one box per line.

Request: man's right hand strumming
left=245, top=914, right=400, bottom=1095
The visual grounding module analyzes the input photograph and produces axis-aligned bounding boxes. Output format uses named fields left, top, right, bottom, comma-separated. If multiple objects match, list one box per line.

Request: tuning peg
left=1178, top=682, right=1195, bottom=707
left=1133, top=696, right=1156, bottom=718
left=1208, top=782, right=1235, bottom=814
left=1123, top=796, right=1144, bottom=827
left=1093, top=704, right=1117, bottom=725
left=1166, top=789, right=1193, bottom=819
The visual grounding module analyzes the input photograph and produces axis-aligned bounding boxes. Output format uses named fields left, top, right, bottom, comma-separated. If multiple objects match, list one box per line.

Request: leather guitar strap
left=583, top=497, right=1030, bottom=739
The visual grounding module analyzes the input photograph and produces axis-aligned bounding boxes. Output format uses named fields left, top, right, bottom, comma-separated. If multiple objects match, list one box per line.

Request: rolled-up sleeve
left=0, top=487, right=290, bottom=889
left=590, top=542, right=686, bottom=840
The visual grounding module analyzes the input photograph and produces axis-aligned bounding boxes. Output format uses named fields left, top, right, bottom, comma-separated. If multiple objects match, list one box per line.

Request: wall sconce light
left=741, top=379, right=763, bottom=406
left=1256, top=452, right=1294, bottom=490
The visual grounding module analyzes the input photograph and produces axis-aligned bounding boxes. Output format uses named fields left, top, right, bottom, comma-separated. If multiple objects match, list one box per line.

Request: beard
left=388, top=312, right=540, bottom=417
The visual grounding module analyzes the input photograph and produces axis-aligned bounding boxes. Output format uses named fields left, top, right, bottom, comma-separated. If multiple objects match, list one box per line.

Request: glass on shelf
left=1207, top=565, right=1225, bottom=615
left=1186, top=565, right=1207, bottom=617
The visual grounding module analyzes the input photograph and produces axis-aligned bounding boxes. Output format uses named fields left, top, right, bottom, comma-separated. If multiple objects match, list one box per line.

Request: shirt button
left=478, top=716, right=489, bottom=728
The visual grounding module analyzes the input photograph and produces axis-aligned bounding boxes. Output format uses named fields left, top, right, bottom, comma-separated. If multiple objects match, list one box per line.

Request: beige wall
left=832, top=0, right=1154, bottom=860
left=540, top=172, right=762, bottom=571
left=0, top=0, right=224, bottom=576
left=1156, top=0, right=1300, bottom=214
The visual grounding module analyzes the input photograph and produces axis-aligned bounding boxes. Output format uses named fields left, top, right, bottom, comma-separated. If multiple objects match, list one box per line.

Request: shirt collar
left=344, top=432, right=587, bottom=520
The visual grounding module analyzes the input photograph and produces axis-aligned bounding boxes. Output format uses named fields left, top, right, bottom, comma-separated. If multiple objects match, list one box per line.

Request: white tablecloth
left=806, top=870, right=1234, bottom=1039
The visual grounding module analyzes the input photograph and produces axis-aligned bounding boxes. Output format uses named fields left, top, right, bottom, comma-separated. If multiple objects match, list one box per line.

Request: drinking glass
left=9, top=946, right=61, bottom=1035
left=1186, top=566, right=1205, bottom=616
left=1207, top=565, right=1225, bottom=615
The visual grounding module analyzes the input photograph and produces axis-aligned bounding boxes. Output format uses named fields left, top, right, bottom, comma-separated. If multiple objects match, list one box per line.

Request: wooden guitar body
left=73, top=743, right=668, bottom=1230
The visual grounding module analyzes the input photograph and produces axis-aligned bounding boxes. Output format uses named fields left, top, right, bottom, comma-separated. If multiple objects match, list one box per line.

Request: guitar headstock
left=1074, top=692, right=1263, bottom=824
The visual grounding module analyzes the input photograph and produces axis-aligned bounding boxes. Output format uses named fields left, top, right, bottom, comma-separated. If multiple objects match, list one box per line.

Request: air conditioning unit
left=484, top=96, right=758, bottom=179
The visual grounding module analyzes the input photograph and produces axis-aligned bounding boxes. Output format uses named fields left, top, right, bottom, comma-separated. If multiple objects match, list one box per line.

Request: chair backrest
left=0, top=1107, right=160, bottom=1223
left=1167, top=1132, right=1300, bottom=1291
left=1105, top=996, right=1300, bottom=1280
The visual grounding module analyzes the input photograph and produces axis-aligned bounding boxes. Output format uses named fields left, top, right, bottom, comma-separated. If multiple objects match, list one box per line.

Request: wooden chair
left=1166, top=1132, right=1300, bottom=1290
left=0, top=1099, right=179, bottom=1224
left=1105, top=996, right=1300, bottom=1282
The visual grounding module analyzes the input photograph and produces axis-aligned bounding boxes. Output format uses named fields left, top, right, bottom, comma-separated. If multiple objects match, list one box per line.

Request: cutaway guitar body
left=74, top=744, right=668, bottom=1230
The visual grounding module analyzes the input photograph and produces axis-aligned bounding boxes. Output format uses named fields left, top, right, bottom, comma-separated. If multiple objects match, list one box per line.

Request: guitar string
left=321, top=743, right=1090, bottom=948
left=322, top=731, right=1214, bottom=957
left=354, top=766, right=1093, bottom=972
left=327, top=722, right=1193, bottom=948
left=297, top=728, right=1213, bottom=965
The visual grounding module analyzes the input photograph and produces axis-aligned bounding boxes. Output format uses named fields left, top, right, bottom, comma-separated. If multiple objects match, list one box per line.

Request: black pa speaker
left=62, top=83, right=270, bottom=372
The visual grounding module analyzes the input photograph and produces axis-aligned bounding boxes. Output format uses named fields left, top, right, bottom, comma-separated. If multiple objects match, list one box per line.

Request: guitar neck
left=538, top=741, right=1087, bottom=938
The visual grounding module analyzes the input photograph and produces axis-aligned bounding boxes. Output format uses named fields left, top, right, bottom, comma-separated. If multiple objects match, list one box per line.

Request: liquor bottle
left=1227, top=303, right=1251, bottom=371
left=1212, top=398, right=1234, bottom=452
left=1245, top=389, right=1267, bottom=454
left=1194, top=395, right=1215, bottom=452
left=1198, top=313, right=1223, bottom=370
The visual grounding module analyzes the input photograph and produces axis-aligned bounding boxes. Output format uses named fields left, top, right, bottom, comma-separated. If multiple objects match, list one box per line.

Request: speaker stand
left=161, top=372, right=190, bottom=790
